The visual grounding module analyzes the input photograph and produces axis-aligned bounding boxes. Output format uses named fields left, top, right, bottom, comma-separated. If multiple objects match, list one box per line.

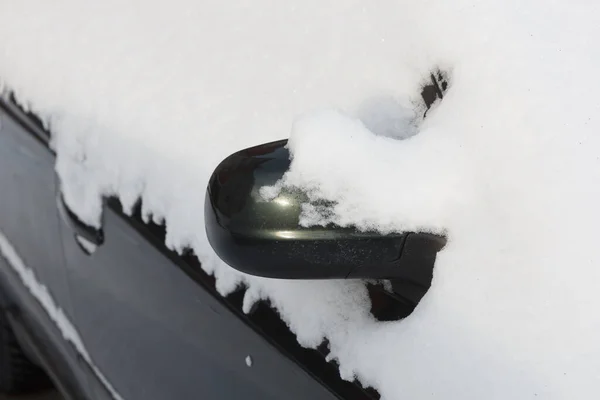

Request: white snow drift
left=2, top=1, right=600, bottom=398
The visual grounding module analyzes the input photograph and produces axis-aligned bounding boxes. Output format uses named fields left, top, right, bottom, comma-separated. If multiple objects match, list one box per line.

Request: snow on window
left=2, top=1, right=600, bottom=398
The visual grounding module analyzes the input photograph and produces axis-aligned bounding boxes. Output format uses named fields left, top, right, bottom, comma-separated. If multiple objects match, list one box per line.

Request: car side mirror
left=204, top=140, right=446, bottom=305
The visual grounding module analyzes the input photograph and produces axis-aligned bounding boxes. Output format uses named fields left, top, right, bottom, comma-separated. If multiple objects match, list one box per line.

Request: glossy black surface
left=0, top=100, right=94, bottom=400
left=205, top=140, right=446, bottom=303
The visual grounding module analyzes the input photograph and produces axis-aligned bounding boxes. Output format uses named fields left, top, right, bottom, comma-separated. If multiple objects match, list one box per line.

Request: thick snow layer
left=0, top=231, right=123, bottom=400
left=2, top=1, right=600, bottom=398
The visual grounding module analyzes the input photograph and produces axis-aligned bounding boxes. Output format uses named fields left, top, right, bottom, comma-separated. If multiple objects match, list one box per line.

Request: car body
left=0, top=96, right=380, bottom=400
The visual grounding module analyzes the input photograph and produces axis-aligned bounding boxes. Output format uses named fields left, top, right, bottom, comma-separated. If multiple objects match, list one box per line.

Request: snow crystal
left=2, top=1, right=600, bottom=399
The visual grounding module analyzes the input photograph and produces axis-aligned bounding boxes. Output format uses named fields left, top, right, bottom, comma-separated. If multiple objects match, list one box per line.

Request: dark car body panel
left=0, top=100, right=74, bottom=323
left=60, top=202, right=341, bottom=400
left=0, top=253, right=106, bottom=400
left=0, top=100, right=100, bottom=400
left=0, top=98, right=377, bottom=400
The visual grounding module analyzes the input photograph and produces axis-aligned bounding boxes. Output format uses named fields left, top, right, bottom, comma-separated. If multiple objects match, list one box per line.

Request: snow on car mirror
left=204, top=140, right=446, bottom=305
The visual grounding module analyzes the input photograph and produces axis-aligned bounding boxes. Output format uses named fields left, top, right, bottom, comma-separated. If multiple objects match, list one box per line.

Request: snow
left=2, top=1, right=600, bottom=399
left=0, top=231, right=123, bottom=400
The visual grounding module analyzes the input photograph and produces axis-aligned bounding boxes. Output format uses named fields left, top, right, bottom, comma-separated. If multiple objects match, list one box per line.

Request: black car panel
left=0, top=105, right=73, bottom=322
left=0, top=103, right=94, bottom=399
left=59, top=196, right=342, bottom=400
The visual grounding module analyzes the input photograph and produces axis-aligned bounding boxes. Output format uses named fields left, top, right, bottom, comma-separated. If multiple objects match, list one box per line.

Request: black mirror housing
left=205, top=140, right=446, bottom=304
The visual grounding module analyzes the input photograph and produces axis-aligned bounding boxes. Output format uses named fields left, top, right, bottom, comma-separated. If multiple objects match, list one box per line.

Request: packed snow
left=2, top=1, right=600, bottom=398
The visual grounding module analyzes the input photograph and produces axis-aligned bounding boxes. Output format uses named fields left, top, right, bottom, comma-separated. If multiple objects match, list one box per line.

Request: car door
left=58, top=193, right=348, bottom=400
left=0, top=104, right=74, bottom=326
